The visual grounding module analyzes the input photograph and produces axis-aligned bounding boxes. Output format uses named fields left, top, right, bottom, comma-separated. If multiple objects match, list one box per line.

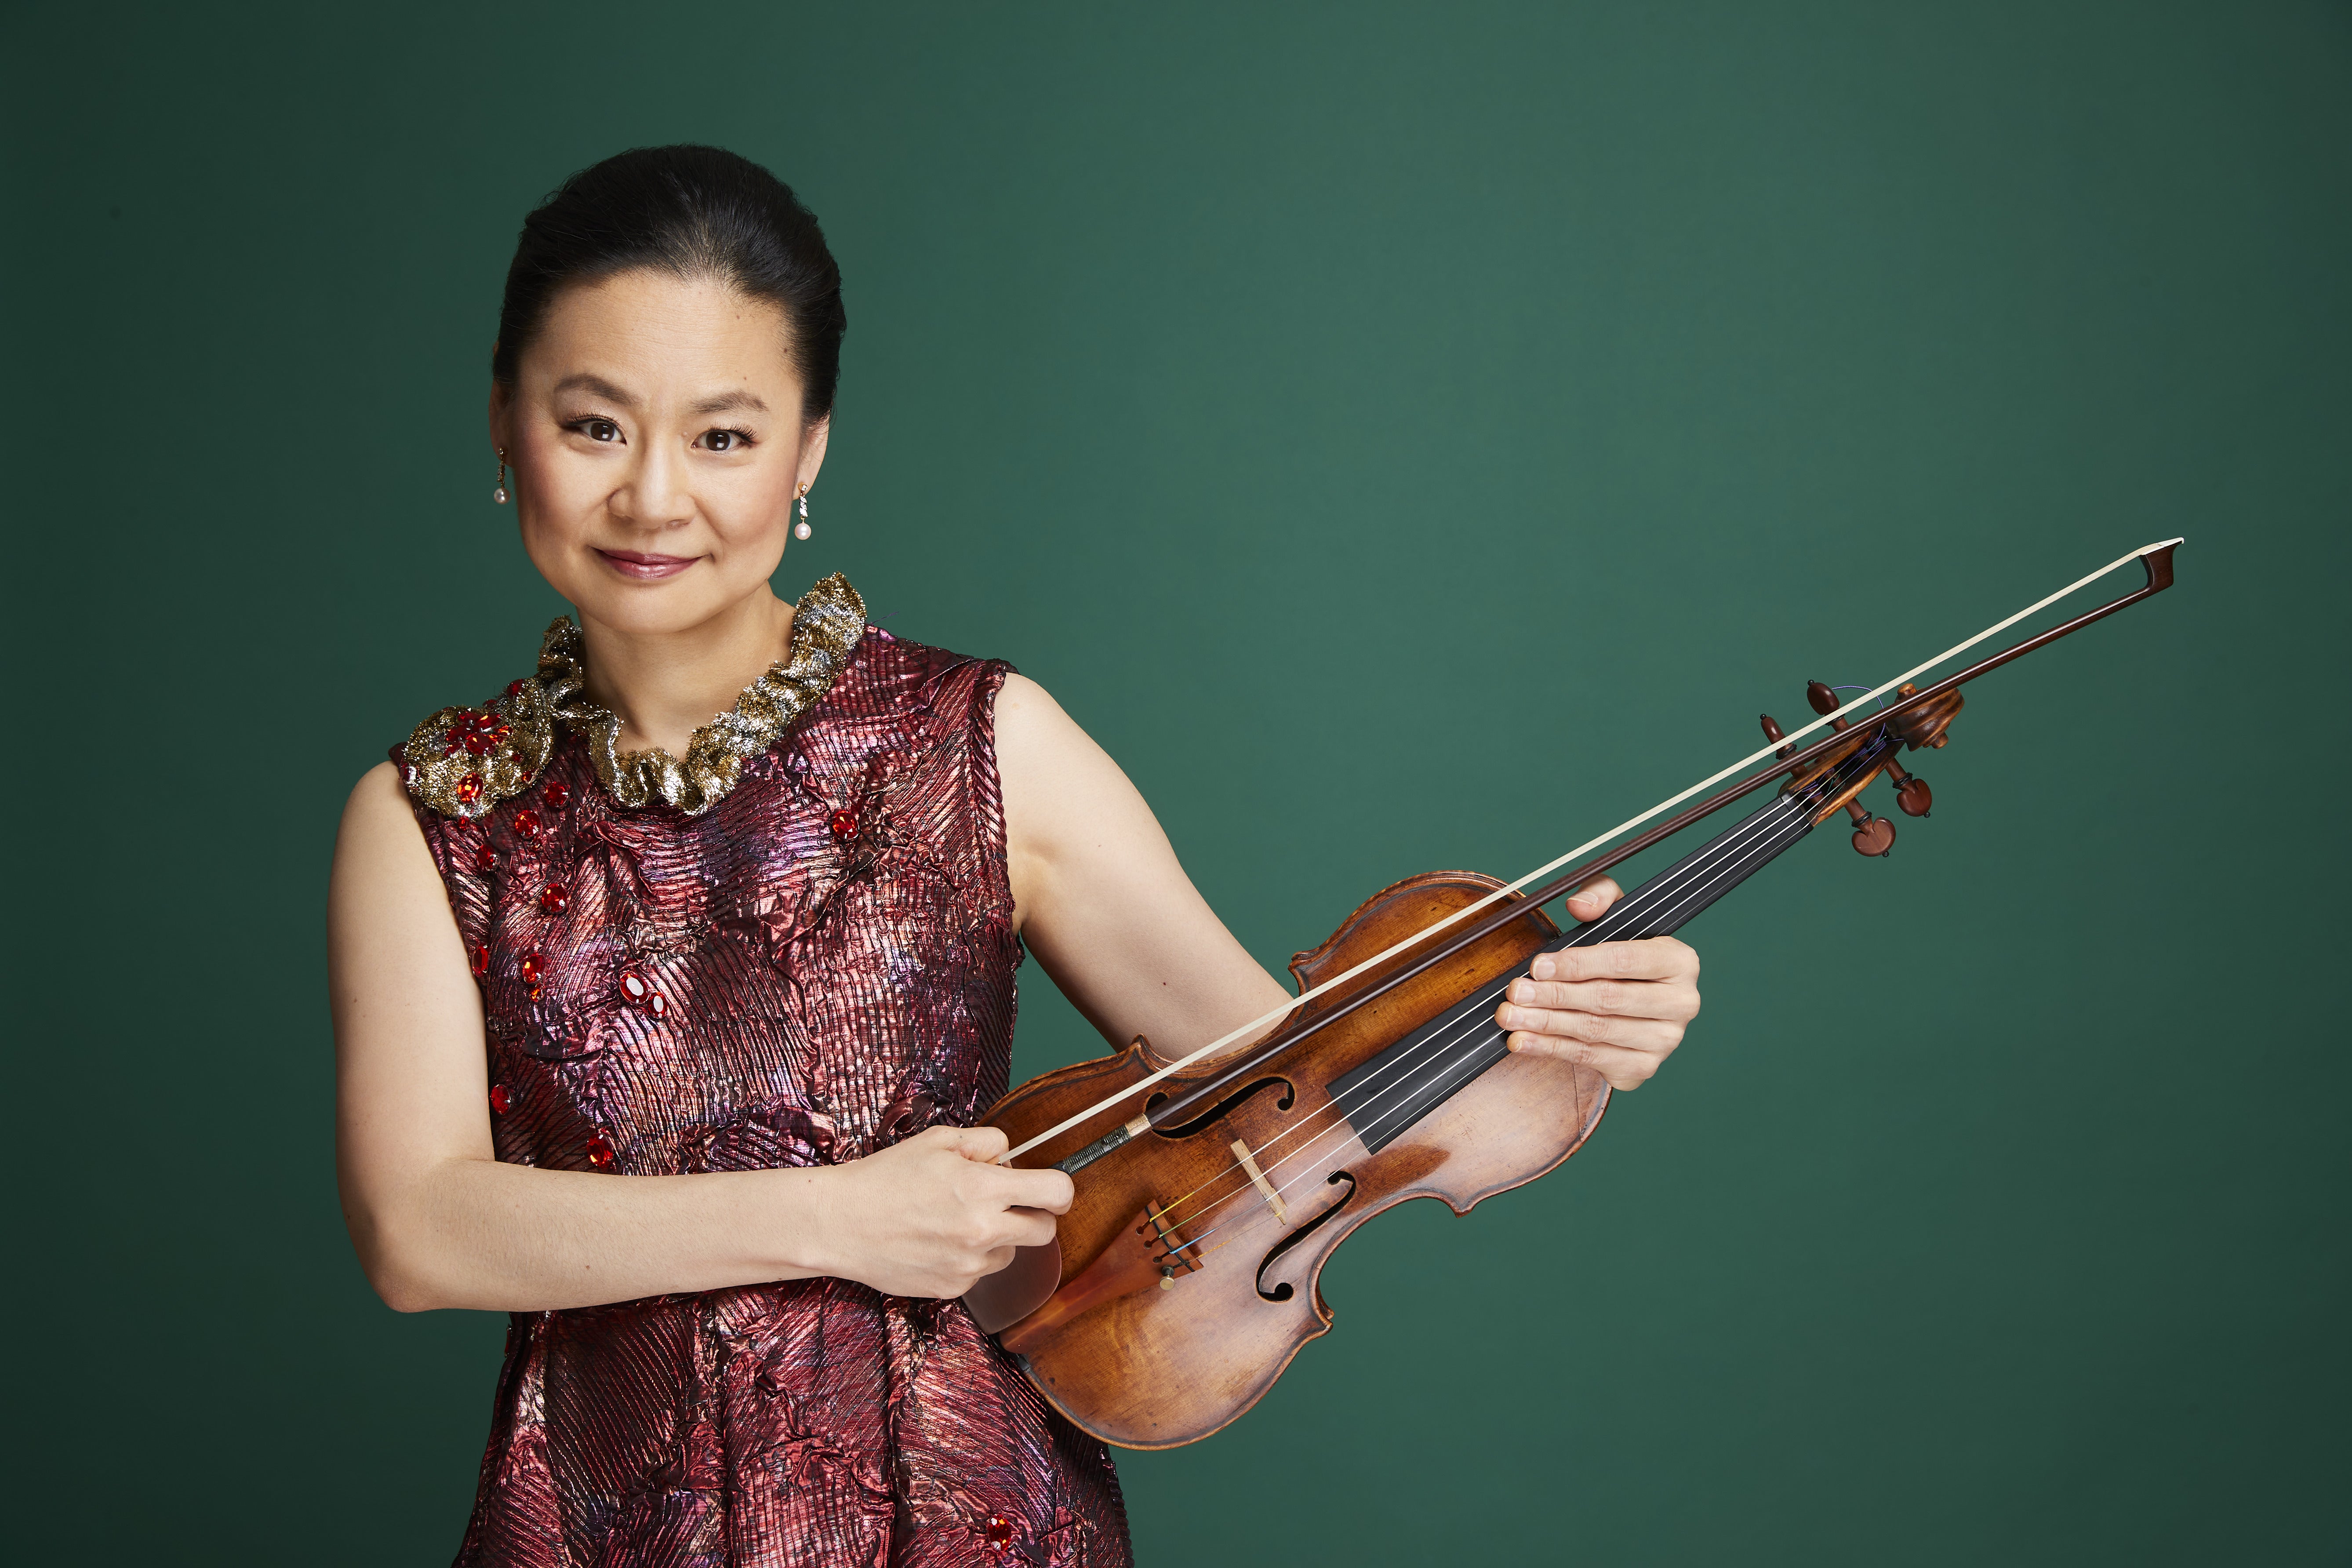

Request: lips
left=596, top=548, right=698, bottom=581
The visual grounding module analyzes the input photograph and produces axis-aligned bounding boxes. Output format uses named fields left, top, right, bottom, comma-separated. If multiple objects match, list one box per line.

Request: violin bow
left=1002, top=537, right=2183, bottom=1165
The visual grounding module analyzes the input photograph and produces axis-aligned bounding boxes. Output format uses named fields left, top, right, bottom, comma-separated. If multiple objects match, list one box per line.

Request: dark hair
left=492, top=145, right=846, bottom=421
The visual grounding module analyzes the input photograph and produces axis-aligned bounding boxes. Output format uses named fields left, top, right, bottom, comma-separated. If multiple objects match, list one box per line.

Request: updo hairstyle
left=492, top=145, right=846, bottom=422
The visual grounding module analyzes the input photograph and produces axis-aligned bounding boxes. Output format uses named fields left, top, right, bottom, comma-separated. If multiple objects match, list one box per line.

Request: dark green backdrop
left=8, top=3, right=2346, bottom=1562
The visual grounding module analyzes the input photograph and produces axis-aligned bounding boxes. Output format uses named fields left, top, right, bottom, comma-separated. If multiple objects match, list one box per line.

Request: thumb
left=933, top=1123, right=1011, bottom=1164
left=1567, top=876, right=1622, bottom=921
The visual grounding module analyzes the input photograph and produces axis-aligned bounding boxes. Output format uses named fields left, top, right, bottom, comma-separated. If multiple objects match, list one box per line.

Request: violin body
left=972, top=872, right=1610, bottom=1448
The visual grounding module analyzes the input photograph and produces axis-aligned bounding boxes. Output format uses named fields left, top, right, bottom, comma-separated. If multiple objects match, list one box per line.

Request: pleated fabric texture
left=399, top=626, right=1131, bottom=1568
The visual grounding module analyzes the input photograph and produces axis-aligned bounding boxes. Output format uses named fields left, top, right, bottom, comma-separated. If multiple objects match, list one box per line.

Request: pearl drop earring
left=793, top=484, right=812, bottom=540
left=492, top=447, right=509, bottom=505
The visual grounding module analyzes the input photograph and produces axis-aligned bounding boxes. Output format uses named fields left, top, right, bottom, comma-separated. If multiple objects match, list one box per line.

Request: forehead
left=526, top=269, right=801, bottom=398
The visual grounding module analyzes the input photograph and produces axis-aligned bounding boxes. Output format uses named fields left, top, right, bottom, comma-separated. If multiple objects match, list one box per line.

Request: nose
left=611, top=438, right=694, bottom=532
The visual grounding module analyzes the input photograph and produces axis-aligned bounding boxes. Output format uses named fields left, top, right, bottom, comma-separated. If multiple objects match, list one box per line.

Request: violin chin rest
left=963, top=1239, right=1063, bottom=1335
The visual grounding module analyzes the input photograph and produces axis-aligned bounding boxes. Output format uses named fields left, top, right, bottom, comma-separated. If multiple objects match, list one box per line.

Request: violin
left=963, top=540, right=2181, bottom=1449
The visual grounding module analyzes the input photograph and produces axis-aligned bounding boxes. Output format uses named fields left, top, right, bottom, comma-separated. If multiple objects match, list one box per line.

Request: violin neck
left=1550, top=770, right=1824, bottom=949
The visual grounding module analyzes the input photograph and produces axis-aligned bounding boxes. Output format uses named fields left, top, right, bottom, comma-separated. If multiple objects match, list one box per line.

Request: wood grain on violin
left=967, top=540, right=2182, bottom=1450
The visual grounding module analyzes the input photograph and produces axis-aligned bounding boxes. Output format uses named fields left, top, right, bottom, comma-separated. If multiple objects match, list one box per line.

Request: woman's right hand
left=809, top=1125, right=1074, bottom=1299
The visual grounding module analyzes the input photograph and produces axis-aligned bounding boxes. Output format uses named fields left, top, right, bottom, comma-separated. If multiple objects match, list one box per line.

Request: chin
left=576, top=589, right=739, bottom=637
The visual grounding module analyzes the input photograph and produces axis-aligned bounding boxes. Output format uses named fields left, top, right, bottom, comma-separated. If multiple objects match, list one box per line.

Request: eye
left=563, top=417, right=623, bottom=444
left=698, top=427, right=755, bottom=453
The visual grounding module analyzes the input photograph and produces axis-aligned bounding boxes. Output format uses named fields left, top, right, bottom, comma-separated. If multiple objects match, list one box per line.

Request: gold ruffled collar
left=403, top=573, right=867, bottom=820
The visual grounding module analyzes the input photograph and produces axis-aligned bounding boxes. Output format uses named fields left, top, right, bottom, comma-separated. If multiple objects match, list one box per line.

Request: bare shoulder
left=349, top=758, right=410, bottom=811
left=992, top=674, right=1135, bottom=812
left=340, top=760, right=421, bottom=847
left=332, top=762, right=442, bottom=904
left=992, top=672, right=1079, bottom=752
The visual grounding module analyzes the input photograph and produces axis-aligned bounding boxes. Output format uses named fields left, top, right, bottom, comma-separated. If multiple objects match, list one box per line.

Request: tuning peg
left=1844, top=800, right=1895, bottom=856
left=1759, top=713, right=1794, bottom=760
left=1883, top=756, right=1932, bottom=817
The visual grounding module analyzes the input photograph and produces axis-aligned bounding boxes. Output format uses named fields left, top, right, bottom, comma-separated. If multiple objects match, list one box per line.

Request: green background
left=8, top=3, right=2346, bottom=1562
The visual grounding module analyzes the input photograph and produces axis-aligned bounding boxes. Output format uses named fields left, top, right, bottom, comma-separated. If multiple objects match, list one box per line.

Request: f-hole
left=1255, top=1171, right=1357, bottom=1302
left=1144, top=1076, right=1294, bottom=1140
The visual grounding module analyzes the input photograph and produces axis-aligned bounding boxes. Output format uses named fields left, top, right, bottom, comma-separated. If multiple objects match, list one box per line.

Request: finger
left=1497, top=1004, right=1684, bottom=1052
left=938, top=1124, right=1011, bottom=1162
left=1505, top=1032, right=1665, bottom=1090
left=1562, top=877, right=1621, bottom=923
left=1505, top=975, right=1700, bottom=1022
left=1001, top=1207, right=1061, bottom=1249
left=1529, top=935, right=1694, bottom=984
left=999, top=1167, right=1075, bottom=1215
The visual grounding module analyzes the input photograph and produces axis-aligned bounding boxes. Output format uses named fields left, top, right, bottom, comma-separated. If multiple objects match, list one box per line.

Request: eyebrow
left=551, top=373, right=639, bottom=405
left=689, top=389, right=769, bottom=416
left=549, top=375, right=768, bottom=418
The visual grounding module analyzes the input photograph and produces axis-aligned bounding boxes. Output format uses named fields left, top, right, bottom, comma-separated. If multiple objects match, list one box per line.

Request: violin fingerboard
left=1331, top=782, right=1826, bottom=1153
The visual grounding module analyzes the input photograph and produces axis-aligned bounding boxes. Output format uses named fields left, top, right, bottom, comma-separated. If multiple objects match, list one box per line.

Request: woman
left=330, top=145, right=1701, bottom=1567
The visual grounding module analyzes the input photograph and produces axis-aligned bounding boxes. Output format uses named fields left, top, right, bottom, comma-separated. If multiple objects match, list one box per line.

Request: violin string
left=1162, top=765, right=1853, bottom=1272
left=1146, top=751, right=1862, bottom=1255
left=1142, top=759, right=1849, bottom=1244
left=1000, top=540, right=2179, bottom=1166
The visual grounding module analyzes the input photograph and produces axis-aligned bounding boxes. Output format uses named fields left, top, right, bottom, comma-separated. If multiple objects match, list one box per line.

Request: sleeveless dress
left=393, top=577, right=1131, bottom=1568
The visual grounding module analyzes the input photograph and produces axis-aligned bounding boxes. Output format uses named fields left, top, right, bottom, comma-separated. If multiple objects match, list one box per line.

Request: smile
left=595, top=548, right=698, bottom=581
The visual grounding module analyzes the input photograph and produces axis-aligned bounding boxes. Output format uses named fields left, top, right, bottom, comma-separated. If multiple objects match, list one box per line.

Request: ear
left=487, top=375, right=512, bottom=452
left=795, top=415, right=832, bottom=494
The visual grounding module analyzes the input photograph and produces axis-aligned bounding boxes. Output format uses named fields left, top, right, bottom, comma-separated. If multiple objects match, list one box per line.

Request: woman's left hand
left=1496, top=878, right=1701, bottom=1090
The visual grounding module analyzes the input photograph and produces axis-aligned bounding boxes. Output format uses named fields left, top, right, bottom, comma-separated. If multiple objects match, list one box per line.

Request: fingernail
left=1532, top=957, right=1553, bottom=980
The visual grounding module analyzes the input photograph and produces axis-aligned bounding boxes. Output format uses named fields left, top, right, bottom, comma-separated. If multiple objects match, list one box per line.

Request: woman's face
left=491, top=269, right=827, bottom=637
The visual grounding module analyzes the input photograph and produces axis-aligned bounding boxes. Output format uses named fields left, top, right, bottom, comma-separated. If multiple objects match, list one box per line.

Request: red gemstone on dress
left=647, top=990, right=668, bottom=1019
left=584, top=1131, right=616, bottom=1168
left=513, top=808, right=543, bottom=842
left=473, top=843, right=497, bottom=872
left=829, top=809, right=859, bottom=842
left=506, top=680, right=527, bottom=699
left=489, top=1084, right=511, bottom=1115
left=469, top=944, right=490, bottom=977
left=455, top=772, right=484, bottom=804
left=520, top=951, right=546, bottom=982
left=539, top=882, right=568, bottom=913
left=981, top=1513, right=1018, bottom=1550
left=620, top=970, right=650, bottom=1004
left=542, top=778, right=570, bottom=810
left=446, top=708, right=509, bottom=758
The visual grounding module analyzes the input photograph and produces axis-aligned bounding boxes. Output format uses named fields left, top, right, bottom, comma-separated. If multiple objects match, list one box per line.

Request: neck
left=575, top=585, right=797, bottom=757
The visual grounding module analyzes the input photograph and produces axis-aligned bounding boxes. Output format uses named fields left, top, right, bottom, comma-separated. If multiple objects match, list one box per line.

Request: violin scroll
left=1770, top=674, right=1965, bottom=856
left=1885, top=680, right=1965, bottom=751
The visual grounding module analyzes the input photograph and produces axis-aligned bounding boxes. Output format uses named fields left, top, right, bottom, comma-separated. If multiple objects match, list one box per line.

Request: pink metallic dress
left=394, top=578, right=1131, bottom=1568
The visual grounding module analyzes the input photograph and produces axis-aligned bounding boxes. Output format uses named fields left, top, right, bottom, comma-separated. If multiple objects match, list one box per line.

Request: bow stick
left=1001, top=537, right=2183, bottom=1164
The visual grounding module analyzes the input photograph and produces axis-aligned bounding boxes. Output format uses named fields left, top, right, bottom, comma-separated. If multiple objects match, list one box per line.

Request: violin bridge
left=1229, top=1139, right=1290, bottom=1223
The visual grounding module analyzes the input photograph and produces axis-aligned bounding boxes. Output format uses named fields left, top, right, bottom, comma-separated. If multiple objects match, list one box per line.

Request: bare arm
left=330, top=763, right=1069, bottom=1313
left=996, top=676, right=1295, bottom=1062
